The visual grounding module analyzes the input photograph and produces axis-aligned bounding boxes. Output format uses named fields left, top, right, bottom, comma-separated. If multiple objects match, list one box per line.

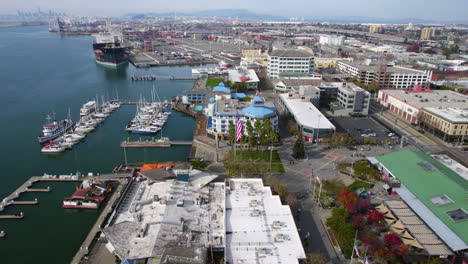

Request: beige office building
left=420, top=28, right=435, bottom=40
left=419, top=107, right=468, bottom=143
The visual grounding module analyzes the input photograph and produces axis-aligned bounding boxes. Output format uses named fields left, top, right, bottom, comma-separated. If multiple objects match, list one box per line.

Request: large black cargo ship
left=93, top=33, right=128, bottom=67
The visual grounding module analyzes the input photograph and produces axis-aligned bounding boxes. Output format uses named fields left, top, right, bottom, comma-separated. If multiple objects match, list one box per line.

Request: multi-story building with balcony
left=267, top=48, right=315, bottom=79
left=337, top=61, right=433, bottom=89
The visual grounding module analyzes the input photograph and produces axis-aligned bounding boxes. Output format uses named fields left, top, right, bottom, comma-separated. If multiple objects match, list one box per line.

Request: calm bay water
left=0, top=25, right=199, bottom=263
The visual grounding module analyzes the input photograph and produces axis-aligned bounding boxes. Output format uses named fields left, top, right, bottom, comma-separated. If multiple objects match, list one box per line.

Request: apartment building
left=319, top=35, right=345, bottom=46
left=369, top=24, right=384, bottom=33
left=267, top=48, right=315, bottom=79
left=420, top=27, right=436, bottom=40
left=337, top=61, right=433, bottom=89
left=205, top=96, right=278, bottom=138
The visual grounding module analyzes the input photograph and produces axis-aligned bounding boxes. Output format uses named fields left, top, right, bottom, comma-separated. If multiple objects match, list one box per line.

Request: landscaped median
left=223, top=150, right=285, bottom=177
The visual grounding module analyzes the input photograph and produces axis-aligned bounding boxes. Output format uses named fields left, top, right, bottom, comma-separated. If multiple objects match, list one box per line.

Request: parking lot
left=331, top=117, right=400, bottom=144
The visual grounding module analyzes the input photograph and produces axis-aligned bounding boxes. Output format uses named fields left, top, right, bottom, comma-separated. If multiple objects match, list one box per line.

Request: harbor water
left=0, top=25, right=198, bottom=263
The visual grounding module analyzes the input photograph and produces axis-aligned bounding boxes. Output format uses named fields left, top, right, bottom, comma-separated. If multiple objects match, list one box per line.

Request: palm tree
left=254, top=120, right=262, bottom=150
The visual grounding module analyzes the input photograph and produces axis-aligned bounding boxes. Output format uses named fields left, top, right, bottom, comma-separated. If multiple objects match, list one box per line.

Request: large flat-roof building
left=319, top=35, right=345, bottom=46
left=103, top=170, right=225, bottom=263
left=377, top=86, right=468, bottom=124
left=375, top=150, right=468, bottom=256
left=267, top=48, right=315, bottom=79
left=227, top=68, right=260, bottom=90
left=102, top=171, right=306, bottom=264
left=225, top=178, right=306, bottom=264
left=279, top=93, right=335, bottom=142
left=337, top=61, right=433, bottom=89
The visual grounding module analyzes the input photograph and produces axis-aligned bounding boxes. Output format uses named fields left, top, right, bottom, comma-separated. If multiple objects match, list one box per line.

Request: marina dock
left=0, top=213, right=24, bottom=220
left=131, top=75, right=198, bottom=81
left=26, top=187, right=50, bottom=192
left=70, top=178, right=129, bottom=264
left=12, top=199, right=39, bottom=205
left=120, top=138, right=193, bottom=148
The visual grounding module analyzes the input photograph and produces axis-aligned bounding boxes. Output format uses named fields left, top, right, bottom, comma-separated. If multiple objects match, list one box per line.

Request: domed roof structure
left=242, top=96, right=276, bottom=118
left=212, top=82, right=231, bottom=93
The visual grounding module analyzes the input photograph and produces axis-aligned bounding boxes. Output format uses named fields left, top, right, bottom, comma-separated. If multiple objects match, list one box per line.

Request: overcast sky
left=3, top=0, right=468, bottom=21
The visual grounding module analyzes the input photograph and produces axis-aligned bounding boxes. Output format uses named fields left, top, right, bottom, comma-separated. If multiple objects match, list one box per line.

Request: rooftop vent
left=446, top=209, right=468, bottom=222
left=430, top=194, right=454, bottom=206
left=418, top=161, right=437, bottom=171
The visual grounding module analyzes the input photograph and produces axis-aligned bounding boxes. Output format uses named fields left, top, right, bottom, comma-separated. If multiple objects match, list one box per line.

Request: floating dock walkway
left=120, top=138, right=193, bottom=148
left=0, top=213, right=24, bottom=220
left=131, top=75, right=197, bottom=81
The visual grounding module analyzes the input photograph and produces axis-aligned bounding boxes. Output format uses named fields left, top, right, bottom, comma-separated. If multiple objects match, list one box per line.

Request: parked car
left=388, top=132, right=395, bottom=137
left=346, top=145, right=357, bottom=150
left=386, top=144, right=395, bottom=149
left=360, top=147, right=371, bottom=151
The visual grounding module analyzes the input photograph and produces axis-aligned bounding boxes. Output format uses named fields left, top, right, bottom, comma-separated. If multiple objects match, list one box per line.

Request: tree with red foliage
left=337, top=189, right=357, bottom=209
left=374, top=247, right=397, bottom=263
left=393, top=243, right=411, bottom=258
left=367, top=209, right=384, bottom=225
left=352, top=213, right=366, bottom=229
left=384, top=233, right=402, bottom=247
left=407, top=42, right=420, bottom=53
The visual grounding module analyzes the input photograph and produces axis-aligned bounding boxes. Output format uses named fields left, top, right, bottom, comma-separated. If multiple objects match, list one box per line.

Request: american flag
left=235, top=114, right=243, bottom=142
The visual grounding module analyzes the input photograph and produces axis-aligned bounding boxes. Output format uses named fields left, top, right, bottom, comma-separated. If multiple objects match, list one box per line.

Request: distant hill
left=124, top=9, right=467, bottom=24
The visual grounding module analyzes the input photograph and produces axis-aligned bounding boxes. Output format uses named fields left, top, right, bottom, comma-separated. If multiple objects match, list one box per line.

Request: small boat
left=80, top=101, right=96, bottom=116
left=93, top=111, right=110, bottom=118
left=109, top=101, right=121, bottom=110
left=131, top=126, right=160, bottom=134
left=41, top=142, right=66, bottom=153
left=75, top=125, right=95, bottom=133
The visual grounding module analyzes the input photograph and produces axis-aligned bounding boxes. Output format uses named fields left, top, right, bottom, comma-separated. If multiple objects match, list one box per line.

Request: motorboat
left=41, top=142, right=66, bottom=153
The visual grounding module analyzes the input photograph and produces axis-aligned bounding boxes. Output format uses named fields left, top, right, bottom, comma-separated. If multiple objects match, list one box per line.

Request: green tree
left=292, top=134, right=305, bottom=159
left=442, top=48, right=453, bottom=58
left=307, top=254, right=326, bottom=264
left=367, top=81, right=380, bottom=93
left=254, top=120, right=263, bottom=150
left=326, top=208, right=356, bottom=258
left=232, top=82, right=247, bottom=92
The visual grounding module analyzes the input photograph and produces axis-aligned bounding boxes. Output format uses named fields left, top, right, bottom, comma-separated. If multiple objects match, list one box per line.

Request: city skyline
left=2, top=0, right=468, bottom=22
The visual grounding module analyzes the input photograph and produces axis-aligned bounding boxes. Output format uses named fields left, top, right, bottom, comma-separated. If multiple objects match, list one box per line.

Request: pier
left=131, top=75, right=197, bottom=81
left=70, top=179, right=129, bottom=264
left=0, top=213, right=24, bottom=220
left=120, top=138, right=193, bottom=148
left=26, top=187, right=50, bottom=192
left=12, top=199, right=39, bottom=205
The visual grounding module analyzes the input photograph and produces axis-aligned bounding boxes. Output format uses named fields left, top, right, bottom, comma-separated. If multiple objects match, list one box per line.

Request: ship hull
left=95, top=59, right=128, bottom=68
left=38, top=120, right=75, bottom=144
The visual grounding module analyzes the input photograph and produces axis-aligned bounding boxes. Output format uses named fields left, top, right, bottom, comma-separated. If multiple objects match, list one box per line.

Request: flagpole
left=349, top=230, right=358, bottom=264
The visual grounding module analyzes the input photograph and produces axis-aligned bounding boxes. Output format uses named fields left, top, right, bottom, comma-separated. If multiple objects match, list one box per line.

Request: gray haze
left=3, top=0, right=468, bottom=21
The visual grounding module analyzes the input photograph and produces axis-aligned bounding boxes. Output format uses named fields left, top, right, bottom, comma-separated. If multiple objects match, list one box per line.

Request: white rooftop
left=431, top=154, right=468, bottom=181
left=279, top=93, right=336, bottom=130
left=381, top=90, right=468, bottom=109
left=225, top=178, right=306, bottom=264
left=103, top=170, right=225, bottom=261
left=424, top=107, right=468, bottom=123
left=228, top=68, right=260, bottom=83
